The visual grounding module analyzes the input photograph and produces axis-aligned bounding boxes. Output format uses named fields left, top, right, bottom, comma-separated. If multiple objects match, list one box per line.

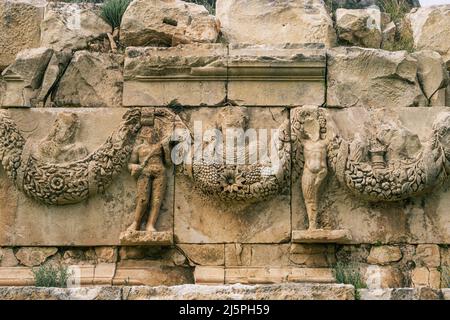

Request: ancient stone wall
left=0, top=0, right=449, bottom=299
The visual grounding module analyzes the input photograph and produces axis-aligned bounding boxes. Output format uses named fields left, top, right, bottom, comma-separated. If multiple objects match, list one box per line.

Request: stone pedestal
left=292, top=229, right=352, bottom=244
left=119, top=230, right=173, bottom=246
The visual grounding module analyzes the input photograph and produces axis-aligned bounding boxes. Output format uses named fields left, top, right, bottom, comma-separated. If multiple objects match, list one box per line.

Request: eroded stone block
left=227, top=44, right=326, bottom=106
left=216, top=0, right=336, bottom=47
left=123, top=44, right=227, bottom=107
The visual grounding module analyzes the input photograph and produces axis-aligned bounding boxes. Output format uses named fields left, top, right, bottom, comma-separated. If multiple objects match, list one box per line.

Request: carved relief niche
left=0, top=108, right=175, bottom=246
left=292, top=107, right=450, bottom=245
left=173, top=106, right=292, bottom=244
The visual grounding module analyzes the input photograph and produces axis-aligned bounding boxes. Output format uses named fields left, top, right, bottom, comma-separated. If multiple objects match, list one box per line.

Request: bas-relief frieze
left=0, top=106, right=449, bottom=245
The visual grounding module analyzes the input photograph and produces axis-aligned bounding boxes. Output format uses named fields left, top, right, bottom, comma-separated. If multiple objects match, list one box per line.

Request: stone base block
left=119, top=230, right=173, bottom=246
left=0, top=284, right=355, bottom=300
left=292, top=229, right=352, bottom=244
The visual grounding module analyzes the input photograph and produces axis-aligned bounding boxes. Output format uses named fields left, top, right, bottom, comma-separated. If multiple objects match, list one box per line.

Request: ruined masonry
left=0, top=0, right=449, bottom=300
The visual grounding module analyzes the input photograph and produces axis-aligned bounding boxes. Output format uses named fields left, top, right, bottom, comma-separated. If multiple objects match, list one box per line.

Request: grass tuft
left=100, top=0, right=132, bottom=30
left=32, top=264, right=72, bottom=288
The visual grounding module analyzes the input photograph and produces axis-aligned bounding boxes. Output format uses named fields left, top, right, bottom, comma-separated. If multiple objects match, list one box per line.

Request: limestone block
left=0, top=0, right=45, bottom=70
left=292, top=229, right=352, bottom=244
left=113, top=260, right=194, bottom=286
left=359, top=288, right=443, bottom=300
left=94, top=247, right=117, bottom=264
left=227, top=44, right=326, bottom=106
left=179, top=244, right=225, bottom=266
left=292, top=107, right=450, bottom=244
left=411, top=267, right=441, bottom=289
left=40, top=2, right=110, bottom=51
left=0, top=267, right=33, bottom=286
left=0, top=248, right=18, bottom=267
left=415, top=244, right=441, bottom=268
left=216, top=0, right=336, bottom=47
left=289, top=244, right=336, bottom=267
left=15, top=247, right=57, bottom=267
left=123, top=44, right=227, bottom=107
left=174, top=107, right=291, bottom=244
left=443, top=289, right=450, bottom=300
left=93, top=263, right=116, bottom=285
left=224, top=267, right=335, bottom=284
left=0, top=286, right=122, bottom=300
left=54, top=51, right=123, bottom=108
left=326, top=47, right=427, bottom=108
left=35, top=50, right=72, bottom=107
left=123, top=283, right=354, bottom=300
left=194, top=266, right=224, bottom=284
left=363, top=265, right=404, bottom=289
left=407, top=5, right=450, bottom=66
left=336, top=8, right=382, bottom=48
left=367, top=246, right=402, bottom=265
left=225, top=244, right=291, bottom=267
left=411, top=50, right=449, bottom=106
left=1, top=47, right=53, bottom=107
left=0, top=108, right=174, bottom=246
left=119, top=230, right=173, bottom=246
left=120, top=0, right=219, bottom=47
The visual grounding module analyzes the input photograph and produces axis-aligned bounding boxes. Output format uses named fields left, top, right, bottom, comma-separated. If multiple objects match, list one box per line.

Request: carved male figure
left=127, top=111, right=170, bottom=233
left=301, top=115, right=328, bottom=230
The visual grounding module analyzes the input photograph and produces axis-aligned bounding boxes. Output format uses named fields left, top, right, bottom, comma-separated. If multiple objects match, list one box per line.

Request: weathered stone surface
left=336, top=7, right=382, bottom=48
left=179, top=244, right=224, bottom=266
left=0, top=108, right=174, bottom=246
left=174, top=107, right=291, bottom=243
left=292, top=107, right=450, bottom=244
left=216, top=0, right=336, bottom=47
left=225, top=267, right=335, bottom=284
left=15, top=247, right=57, bottom=267
left=94, top=247, right=117, bottom=263
left=292, top=229, right=352, bottom=244
left=0, top=267, right=34, bottom=286
left=359, top=288, right=443, bottom=300
left=443, top=289, right=450, bottom=300
left=415, top=244, right=440, bottom=268
left=367, top=246, right=402, bottom=265
left=120, top=230, right=173, bottom=246
left=120, top=0, right=219, bottom=47
left=123, top=283, right=354, bottom=300
left=407, top=5, right=450, bottom=66
left=290, top=241, right=335, bottom=268
left=363, top=265, right=404, bottom=288
left=1, top=47, right=53, bottom=107
left=35, top=50, right=72, bottom=107
left=326, top=47, right=427, bottom=108
left=225, top=244, right=291, bottom=267
left=411, top=50, right=449, bottom=106
left=113, top=260, right=194, bottom=286
left=411, top=267, right=441, bottom=289
left=54, top=51, right=123, bottom=108
left=0, top=0, right=45, bottom=70
left=0, top=248, right=18, bottom=267
left=227, top=44, right=326, bottom=106
left=123, top=44, right=227, bottom=107
left=194, top=266, right=224, bottom=284
left=40, top=2, right=110, bottom=51
left=0, top=286, right=122, bottom=300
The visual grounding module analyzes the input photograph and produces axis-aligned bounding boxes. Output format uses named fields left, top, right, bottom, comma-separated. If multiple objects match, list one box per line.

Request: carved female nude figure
left=301, top=116, right=328, bottom=230
left=127, top=122, right=169, bottom=233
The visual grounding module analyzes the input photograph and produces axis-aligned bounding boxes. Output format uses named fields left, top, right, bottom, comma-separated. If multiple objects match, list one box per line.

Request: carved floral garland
left=0, top=109, right=141, bottom=205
